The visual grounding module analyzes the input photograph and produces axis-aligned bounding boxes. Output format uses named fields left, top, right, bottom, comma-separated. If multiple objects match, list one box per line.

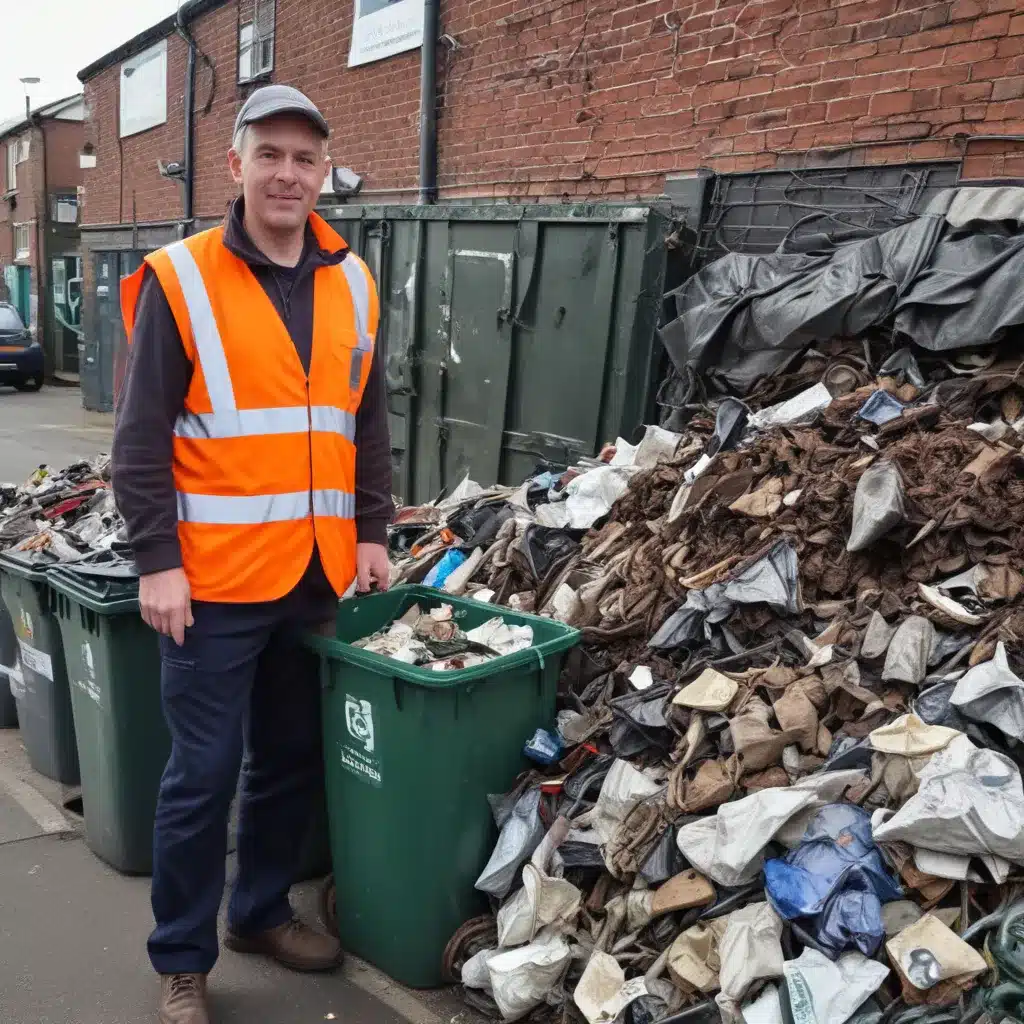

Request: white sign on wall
left=348, top=0, right=424, bottom=67
left=120, top=39, right=168, bottom=138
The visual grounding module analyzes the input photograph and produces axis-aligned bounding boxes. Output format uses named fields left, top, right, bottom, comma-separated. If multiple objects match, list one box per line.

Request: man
left=113, top=85, right=392, bottom=1024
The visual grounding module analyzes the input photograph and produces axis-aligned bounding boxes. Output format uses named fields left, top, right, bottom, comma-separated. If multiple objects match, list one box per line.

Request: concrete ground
left=0, top=387, right=479, bottom=1024
left=0, top=383, right=115, bottom=482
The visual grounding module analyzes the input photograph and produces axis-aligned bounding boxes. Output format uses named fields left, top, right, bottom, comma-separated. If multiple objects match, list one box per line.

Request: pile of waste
left=354, top=601, right=534, bottom=672
left=394, top=204, right=1024, bottom=1022
left=0, top=457, right=127, bottom=563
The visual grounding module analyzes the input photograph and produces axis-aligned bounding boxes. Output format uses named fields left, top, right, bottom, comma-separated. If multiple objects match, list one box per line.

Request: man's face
left=228, top=115, right=330, bottom=232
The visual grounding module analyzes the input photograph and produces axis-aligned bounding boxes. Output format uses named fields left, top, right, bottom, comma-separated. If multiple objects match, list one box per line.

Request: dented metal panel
left=326, top=204, right=668, bottom=505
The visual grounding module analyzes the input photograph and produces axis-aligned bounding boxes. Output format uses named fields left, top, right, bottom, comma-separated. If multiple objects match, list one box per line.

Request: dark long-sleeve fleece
left=112, top=198, right=393, bottom=605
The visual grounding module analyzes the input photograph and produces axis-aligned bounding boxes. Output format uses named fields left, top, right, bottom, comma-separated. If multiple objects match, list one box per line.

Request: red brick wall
left=82, top=34, right=189, bottom=226
left=44, top=120, right=86, bottom=192
left=437, top=0, right=1024, bottom=196
left=191, top=0, right=423, bottom=218
left=0, top=128, right=42, bottom=266
left=81, top=0, right=1024, bottom=224
left=0, top=136, right=16, bottom=266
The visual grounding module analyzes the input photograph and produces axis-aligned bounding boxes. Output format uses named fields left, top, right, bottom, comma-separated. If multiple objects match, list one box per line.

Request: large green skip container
left=0, top=554, right=79, bottom=784
left=48, top=567, right=169, bottom=874
left=307, top=584, right=579, bottom=989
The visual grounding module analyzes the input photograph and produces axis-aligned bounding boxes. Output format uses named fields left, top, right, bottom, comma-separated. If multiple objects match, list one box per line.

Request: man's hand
left=139, top=567, right=194, bottom=646
left=356, top=543, right=391, bottom=594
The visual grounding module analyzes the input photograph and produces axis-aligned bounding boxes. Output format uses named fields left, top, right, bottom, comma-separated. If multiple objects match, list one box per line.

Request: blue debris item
left=422, top=549, right=467, bottom=589
left=764, top=804, right=902, bottom=957
left=524, top=727, right=564, bottom=766
left=857, top=390, right=905, bottom=426
left=816, top=889, right=887, bottom=958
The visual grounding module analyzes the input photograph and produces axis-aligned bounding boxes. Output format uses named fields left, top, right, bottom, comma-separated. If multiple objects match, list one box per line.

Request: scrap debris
left=353, top=602, right=535, bottom=672
left=405, top=263, right=1024, bottom=1019
left=0, top=457, right=128, bottom=564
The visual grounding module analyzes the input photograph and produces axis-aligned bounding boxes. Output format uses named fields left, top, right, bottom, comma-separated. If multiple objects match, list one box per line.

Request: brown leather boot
left=158, top=973, right=209, bottom=1024
left=224, top=918, right=343, bottom=972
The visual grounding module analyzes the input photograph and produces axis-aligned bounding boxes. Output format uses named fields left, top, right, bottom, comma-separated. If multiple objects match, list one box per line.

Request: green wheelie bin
left=48, top=565, right=169, bottom=874
left=307, top=584, right=580, bottom=988
left=0, top=552, right=79, bottom=783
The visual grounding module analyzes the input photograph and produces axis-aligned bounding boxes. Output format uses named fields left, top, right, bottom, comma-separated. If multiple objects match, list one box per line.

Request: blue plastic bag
left=765, top=804, right=901, bottom=957
left=423, top=549, right=467, bottom=589
left=816, top=889, right=887, bottom=957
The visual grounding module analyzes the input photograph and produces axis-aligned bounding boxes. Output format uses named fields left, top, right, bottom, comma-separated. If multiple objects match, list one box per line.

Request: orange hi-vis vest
left=120, top=212, right=378, bottom=603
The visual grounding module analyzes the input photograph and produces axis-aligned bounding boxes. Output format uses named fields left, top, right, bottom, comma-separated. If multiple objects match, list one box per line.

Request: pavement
left=0, top=383, right=115, bottom=482
left=0, top=387, right=477, bottom=1024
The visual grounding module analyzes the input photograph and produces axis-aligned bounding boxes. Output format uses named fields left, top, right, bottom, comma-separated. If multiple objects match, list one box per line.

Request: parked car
left=0, top=303, right=44, bottom=391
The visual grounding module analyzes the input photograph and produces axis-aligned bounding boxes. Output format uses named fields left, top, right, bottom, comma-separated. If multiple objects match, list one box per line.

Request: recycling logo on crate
left=340, top=695, right=382, bottom=787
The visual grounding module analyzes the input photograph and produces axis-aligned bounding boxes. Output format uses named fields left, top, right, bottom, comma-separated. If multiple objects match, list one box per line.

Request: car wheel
left=15, top=377, right=43, bottom=392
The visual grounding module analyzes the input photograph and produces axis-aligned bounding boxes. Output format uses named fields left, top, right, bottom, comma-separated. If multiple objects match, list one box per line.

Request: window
left=14, top=224, right=30, bottom=260
left=120, top=39, right=168, bottom=137
left=52, top=195, right=79, bottom=224
left=5, top=137, right=27, bottom=192
left=239, top=0, right=276, bottom=82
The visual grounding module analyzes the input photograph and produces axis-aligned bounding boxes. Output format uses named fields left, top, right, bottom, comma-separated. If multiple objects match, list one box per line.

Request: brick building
left=0, top=95, right=85, bottom=377
left=78, top=0, right=1024, bottom=221
left=74, top=0, right=1024, bottom=407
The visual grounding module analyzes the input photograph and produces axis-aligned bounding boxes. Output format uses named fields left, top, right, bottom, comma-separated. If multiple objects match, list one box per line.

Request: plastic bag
left=778, top=949, right=890, bottom=1024
left=883, top=617, right=935, bottom=686
left=950, top=642, right=1024, bottom=742
left=764, top=805, right=900, bottom=958
left=847, top=460, right=905, bottom=552
left=677, top=771, right=868, bottom=888
left=485, top=931, right=573, bottom=1021
left=476, top=787, right=545, bottom=899
left=496, top=818, right=582, bottom=947
left=873, top=735, right=1024, bottom=865
left=716, top=903, right=785, bottom=1024
left=588, top=759, right=664, bottom=845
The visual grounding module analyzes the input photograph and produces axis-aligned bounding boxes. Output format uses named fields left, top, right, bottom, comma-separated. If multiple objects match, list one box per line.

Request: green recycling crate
left=48, top=567, right=169, bottom=874
left=307, top=584, right=580, bottom=989
left=0, top=553, right=79, bottom=784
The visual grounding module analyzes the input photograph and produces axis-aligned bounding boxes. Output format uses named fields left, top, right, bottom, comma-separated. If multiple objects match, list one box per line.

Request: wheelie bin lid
left=0, top=550, right=55, bottom=583
left=48, top=564, right=140, bottom=615
left=304, top=583, right=580, bottom=689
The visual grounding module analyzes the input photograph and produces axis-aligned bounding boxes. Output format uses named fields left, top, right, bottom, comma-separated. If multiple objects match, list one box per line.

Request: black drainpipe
left=176, top=5, right=198, bottom=236
left=418, top=0, right=439, bottom=205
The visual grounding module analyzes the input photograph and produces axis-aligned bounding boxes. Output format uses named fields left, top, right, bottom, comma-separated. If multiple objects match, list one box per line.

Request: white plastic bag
left=951, top=642, right=1024, bottom=742
left=873, top=734, right=1024, bottom=864
left=496, top=818, right=582, bottom=947
left=779, top=949, right=889, bottom=1024
left=676, top=771, right=867, bottom=887
left=486, top=931, right=573, bottom=1021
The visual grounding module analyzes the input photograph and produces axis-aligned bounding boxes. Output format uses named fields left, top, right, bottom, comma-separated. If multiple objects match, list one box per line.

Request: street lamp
left=19, top=77, right=40, bottom=120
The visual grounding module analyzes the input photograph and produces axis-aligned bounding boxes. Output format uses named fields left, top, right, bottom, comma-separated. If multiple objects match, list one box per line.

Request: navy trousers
left=148, top=595, right=329, bottom=975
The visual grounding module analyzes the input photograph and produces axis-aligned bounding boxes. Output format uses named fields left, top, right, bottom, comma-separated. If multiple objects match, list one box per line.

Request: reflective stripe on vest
left=177, top=488, right=356, bottom=525
left=165, top=241, right=237, bottom=412
left=174, top=405, right=356, bottom=440
left=340, top=256, right=373, bottom=390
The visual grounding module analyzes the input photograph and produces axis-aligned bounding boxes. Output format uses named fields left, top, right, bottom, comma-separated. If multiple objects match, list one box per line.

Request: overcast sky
left=0, top=0, right=181, bottom=123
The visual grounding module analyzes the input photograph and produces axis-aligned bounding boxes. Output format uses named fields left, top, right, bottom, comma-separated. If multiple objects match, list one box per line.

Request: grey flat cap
left=234, top=85, right=329, bottom=139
